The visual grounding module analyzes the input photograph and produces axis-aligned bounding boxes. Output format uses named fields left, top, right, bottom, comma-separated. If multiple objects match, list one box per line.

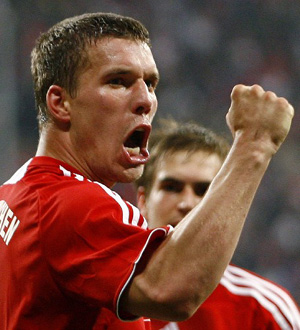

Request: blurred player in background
left=136, top=119, right=300, bottom=330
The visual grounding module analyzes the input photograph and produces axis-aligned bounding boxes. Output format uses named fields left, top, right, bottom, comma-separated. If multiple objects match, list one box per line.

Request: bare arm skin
left=121, top=84, right=294, bottom=321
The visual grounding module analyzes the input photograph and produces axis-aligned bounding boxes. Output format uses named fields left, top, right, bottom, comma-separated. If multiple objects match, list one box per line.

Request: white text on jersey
left=0, top=200, right=20, bottom=245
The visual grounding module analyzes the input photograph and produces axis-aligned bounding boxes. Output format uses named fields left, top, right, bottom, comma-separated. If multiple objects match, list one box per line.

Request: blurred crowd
left=1, top=0, right=299, bottom=303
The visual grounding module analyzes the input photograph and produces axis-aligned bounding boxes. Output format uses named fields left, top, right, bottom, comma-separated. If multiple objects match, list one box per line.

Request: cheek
left=151, top=99, right=158, bottom=119
left=147, top=193, right=176, bottom=225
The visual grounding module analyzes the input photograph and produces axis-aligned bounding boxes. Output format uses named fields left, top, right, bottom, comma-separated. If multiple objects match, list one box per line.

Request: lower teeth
left=126, top=147, right=140, bottom=156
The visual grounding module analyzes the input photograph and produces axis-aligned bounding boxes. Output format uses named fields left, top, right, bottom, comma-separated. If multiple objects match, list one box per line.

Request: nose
left=177, top=186, right=202, bottom=215
left=133, top=80, right=156, bottom=115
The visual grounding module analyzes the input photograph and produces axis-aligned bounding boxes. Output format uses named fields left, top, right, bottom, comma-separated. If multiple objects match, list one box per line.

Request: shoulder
left=220, top=264, right=300, bottom=329
left=38, top=174, right=149, bottom=229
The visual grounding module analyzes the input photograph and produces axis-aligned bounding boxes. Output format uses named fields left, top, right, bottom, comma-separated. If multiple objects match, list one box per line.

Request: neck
left=36, top=126, right=117, bottom=188
left=36, top=126, right=81, bottom=174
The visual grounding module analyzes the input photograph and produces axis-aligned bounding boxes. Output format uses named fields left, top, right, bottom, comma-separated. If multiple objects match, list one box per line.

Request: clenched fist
left=226, top=84, right=294, bottom=156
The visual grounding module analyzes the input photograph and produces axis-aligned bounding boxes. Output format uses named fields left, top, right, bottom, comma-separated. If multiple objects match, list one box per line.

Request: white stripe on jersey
left=3, top=159, right=32, bottom=185
left=126, top=201, right=148, bottom=229
left=221, top=265, right=300, bottom=329
left=58, top=165, right=144, bottom=228
left=160, top=322, right=180, bottom=330
left=96, top=184, right=148, bottom=229
left=227, top=265, right=300, bottom=329
left=59, top=165, right=71, bottom=177
left=221, top=276, right=291, bottom=329
left=94, top=182, right=131, bottom=225
left=141, top=217, right=148, bottom=229
left=126, top=201, right=140, bottom=226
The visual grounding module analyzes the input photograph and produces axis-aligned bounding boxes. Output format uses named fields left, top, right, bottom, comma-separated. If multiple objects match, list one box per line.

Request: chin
left=119, top=166, right=144, bottom=183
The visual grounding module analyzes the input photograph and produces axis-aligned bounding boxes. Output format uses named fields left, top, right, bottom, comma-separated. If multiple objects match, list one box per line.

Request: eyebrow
left=147, top=72, right=160, bottom=83
left=159, top=177, right=211, bottom=186
left=105, top=69, right=131, bottom=75
left=105, top=68, right=160, bottom=81
left=159, top=177, right=181, bottom=184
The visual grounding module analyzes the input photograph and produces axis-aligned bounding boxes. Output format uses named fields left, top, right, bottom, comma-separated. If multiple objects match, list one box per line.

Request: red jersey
left=95, top=308, right=152, bottom=329
left=0, top=157, right=170, bottom=329
left=151, top=264, right=300, bottom=330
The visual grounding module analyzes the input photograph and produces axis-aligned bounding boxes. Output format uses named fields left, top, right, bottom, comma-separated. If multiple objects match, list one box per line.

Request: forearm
left=124, top=135, right=272, bottom=320
left=122, top=84, right=294, bottom=320
left=171, top=133, right=273, bottom=288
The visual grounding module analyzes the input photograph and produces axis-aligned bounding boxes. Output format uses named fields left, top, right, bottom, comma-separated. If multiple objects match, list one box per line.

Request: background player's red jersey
left=151, top=264, right=300, bottom=329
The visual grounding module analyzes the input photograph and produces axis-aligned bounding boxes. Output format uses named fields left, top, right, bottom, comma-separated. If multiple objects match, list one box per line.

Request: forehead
left=154, top=150, right=223, bottom=184
left=85, top=37, right=158, bottom=73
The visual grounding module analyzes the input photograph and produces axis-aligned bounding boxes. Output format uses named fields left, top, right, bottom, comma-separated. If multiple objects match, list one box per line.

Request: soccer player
left=0, top=12, right=294, bottom=329
left=136, top=119, right=300, bottom=329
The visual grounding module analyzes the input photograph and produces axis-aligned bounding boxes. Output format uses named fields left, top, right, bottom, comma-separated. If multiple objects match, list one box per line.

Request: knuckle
left=231, top=84, right=245, bottom=99
left=250, top=84, right=264, bottom=95
left=264, top=91, right=277, bottom=101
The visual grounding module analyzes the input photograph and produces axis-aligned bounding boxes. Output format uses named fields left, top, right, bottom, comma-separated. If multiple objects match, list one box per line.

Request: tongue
left=124, top=146, right=150, bottom=164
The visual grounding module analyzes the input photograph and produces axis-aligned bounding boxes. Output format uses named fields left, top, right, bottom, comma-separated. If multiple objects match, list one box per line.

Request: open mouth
left=124, top=127, right=150, bottom=157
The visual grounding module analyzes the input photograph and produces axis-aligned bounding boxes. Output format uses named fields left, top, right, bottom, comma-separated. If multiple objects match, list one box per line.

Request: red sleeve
left=38, top=180, right=170, bottom=317
left=96, top=308, right=151, bottom=329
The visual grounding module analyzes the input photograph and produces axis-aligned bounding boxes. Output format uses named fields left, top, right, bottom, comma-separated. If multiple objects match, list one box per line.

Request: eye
left=193, top=182, right=210, bottom=197
left=160, top=180, right=184, bottom=193
left=145, top=78, right=158, bottom=91
left=145, top=80, right=155, bottom=90
left=109, top=78, right=125, bottom=86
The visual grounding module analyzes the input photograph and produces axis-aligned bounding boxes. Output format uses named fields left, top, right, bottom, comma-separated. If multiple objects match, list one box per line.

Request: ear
left=46, top=85, right=71, bottom=123
left=137, top=186, right=148, bottom=218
